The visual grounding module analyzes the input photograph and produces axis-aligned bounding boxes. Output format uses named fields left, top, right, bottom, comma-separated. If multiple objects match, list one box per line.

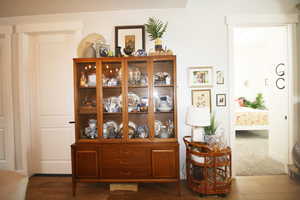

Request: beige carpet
left=235, top=130, right=285, bottom=176
left=0, top=170, right=28, bottom=200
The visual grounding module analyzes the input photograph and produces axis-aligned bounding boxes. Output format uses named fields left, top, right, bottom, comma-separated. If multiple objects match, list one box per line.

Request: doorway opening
left=232, top=26, right=290, bottom=176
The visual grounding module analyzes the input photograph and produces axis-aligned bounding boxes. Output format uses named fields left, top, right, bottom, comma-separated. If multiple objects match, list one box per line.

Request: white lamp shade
left=186, top=106, right=210, bottom=127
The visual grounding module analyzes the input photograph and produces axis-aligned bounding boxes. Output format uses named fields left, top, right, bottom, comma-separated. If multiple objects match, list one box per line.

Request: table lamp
left=186, top=106, right=211, bottom=142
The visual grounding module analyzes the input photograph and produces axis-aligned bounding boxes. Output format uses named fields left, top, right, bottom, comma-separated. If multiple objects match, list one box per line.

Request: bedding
left=235, top=107, right=268, bottom=128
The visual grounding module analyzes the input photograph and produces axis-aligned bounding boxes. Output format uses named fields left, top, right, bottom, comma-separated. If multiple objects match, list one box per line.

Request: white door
left=267, top=26, right=289, bottom=165
left=0, top=31, right=15, bottom=170
left=30, top=32, right=76, bottom=174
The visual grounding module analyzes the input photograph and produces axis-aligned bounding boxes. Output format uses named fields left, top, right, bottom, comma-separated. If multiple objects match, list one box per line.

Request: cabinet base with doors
left=71, top=56, right=180, bottom=195
left=71, top=143, right=180, bottom=195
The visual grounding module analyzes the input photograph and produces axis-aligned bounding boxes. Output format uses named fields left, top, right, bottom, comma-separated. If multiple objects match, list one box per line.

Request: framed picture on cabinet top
left=191, top=89, right=211, bottom=112
left=216, top=94, right=226, bottom=107
left=216, top=70, right=224, bottom=84
left=115, top=25, right=146, bottom=53
left=189, top=66, right=213, bottom=87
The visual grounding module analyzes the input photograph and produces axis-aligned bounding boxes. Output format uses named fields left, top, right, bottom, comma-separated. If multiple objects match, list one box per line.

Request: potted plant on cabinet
left=145, top=17, right=168, bottom=51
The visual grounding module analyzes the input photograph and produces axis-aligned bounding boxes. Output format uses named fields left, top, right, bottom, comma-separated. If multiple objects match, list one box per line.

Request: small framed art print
left=216, top=70, right=224, bottom=84
left=191, top=89, right=211, bottom=112
left=216, top=94, right=226, bottom=107
left=189, top=66, right=213, bottom=87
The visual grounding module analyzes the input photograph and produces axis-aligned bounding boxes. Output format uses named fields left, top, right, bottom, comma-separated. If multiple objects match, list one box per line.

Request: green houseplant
left=243, top=93, right=266, bottom=109
left=204, top=113, right=218, bottom=143
left=204, top=113, right=218, bottom=135
left=144, top=17, right=168, bottom=51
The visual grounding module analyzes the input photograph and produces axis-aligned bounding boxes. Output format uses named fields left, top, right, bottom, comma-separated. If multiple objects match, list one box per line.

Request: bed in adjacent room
left=235, top=106, right=269, bottom=131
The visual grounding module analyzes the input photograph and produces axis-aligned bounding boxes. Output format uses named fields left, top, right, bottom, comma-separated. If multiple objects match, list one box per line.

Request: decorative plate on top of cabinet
left=77, top=33, right=106, bottom=58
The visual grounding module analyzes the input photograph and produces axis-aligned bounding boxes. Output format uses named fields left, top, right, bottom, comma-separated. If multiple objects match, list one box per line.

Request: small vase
left=115, top=46, right=123, bottom=57
left=155, top=38, right=163, bottom=51
left=123, top=45, right=134, bottom=56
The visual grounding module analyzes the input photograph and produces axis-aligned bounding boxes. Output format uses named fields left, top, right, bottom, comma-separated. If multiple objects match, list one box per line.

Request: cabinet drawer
left=101, top=147, right=150, bottom=167
left=121, top=148, right=150, bottom=166
left=102, top=167, right=151, bottom=178
left=102, top=147, right=120, bottom=165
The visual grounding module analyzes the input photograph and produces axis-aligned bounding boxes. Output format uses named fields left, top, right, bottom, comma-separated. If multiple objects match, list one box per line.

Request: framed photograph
left=191, top=89, right=211, bottom=112
left=115, top=25, right=145, bottom=52
left=216, top=94, right=226, bottom=107
left=189, top=66, right=213, bottom=87
left=216, top=70, right=224, bottom=84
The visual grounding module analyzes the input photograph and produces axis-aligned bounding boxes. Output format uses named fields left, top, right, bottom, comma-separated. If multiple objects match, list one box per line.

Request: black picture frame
left=216, top=94, right=226, bottom=107
left=115, top=25, right=145, bottom=53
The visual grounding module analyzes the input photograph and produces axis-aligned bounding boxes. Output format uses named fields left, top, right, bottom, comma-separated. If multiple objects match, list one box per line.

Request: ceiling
left=0, top=0, right=188, bottom=17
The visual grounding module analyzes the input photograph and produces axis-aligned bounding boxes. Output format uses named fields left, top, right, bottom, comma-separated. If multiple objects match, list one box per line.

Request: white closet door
left=267, top=26, right=289, bottom=165
left=30, top=32, right=76, bottom=174
left=0, top=31, right=15, bottom=170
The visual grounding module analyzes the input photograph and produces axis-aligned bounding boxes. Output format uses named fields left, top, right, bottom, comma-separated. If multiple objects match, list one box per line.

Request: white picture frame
left=216, top=70, right=224, bottom=84
left=189, top=66, right=213, bottom=87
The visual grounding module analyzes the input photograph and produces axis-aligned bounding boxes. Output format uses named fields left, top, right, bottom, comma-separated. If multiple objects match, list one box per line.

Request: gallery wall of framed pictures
left=189, top=66, right=226, bottom=113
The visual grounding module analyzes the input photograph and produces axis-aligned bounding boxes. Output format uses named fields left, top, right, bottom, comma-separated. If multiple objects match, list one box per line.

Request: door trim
left=15, top=21, right=82, bottom=176
left=226, top=15, right=298, bottom=176
left=0, top=25, right=15, bottom=170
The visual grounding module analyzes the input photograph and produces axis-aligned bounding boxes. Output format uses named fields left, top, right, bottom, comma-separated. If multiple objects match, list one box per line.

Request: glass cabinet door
left=76, top=62, right=98, bottom=140
left=101, top=61, right=123, bottom=140
left=153, top=59, right=176, bottom=139
left=126, top=60, right=150, bottom=140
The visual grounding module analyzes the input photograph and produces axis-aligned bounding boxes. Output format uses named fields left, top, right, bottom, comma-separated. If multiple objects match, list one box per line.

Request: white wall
left=0, top=0, right=299, bottom=174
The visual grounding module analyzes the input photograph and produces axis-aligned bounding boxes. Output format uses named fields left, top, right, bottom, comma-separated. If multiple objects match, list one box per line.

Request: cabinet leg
left=176, top=180, right=181, bottom=196
left=72, top=180, right=77, bottom=196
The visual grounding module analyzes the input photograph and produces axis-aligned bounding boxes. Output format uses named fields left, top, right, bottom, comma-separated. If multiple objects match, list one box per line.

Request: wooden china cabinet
left=71, top=56, right=180, bottom=195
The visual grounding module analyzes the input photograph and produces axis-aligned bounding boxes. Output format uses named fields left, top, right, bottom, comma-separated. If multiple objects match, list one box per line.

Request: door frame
left=15, top=21, right=83, bottom=176
left=226, top=14, right=298, bottom=176
left=0, top=25, right=15, bottom=170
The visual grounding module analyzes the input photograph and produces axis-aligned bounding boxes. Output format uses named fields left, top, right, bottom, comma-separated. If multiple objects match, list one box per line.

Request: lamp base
left=192, top=127, right=205, bottom=142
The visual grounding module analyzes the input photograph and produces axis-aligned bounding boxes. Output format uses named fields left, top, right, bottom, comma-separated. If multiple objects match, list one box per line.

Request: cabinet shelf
left=155, top=111, right=174, bottom=114
left=79, top=86, right=96, bottom=89
left=128, top=85, right=148, bottom=88
left=79, top=108, right=97, bottom=114
left=103, top=112, right=122, bottom=115
left=154, top=84, right=174, bottom=87
left=128, top=112, right=148, bottom=114
left=103, top=86, right=121, bottom=89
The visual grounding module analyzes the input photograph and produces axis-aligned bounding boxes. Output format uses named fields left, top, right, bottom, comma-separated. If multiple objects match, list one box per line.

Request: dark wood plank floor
left=26, top=175, right=300, bottom=200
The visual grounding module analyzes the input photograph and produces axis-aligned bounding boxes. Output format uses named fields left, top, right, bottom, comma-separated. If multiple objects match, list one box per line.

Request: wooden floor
left=26, top=175, right=300, bottom=200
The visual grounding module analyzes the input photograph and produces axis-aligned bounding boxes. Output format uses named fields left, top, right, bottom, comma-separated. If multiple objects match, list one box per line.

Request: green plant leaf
left=144, top=17, right=168, bottom=40
left=204, top=113, right=218, bottom=135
